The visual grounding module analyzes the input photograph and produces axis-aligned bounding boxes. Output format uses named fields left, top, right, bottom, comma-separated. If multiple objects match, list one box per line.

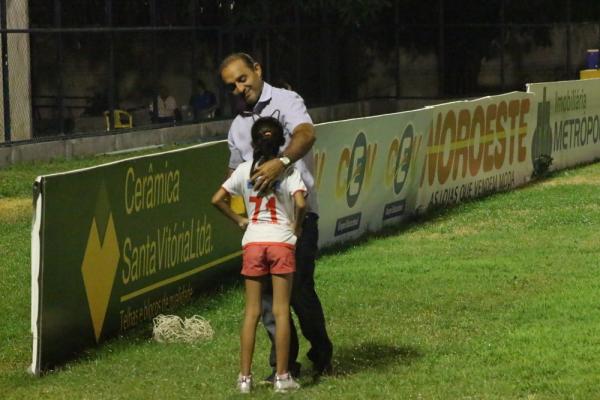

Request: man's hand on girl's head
left=250, top=158, right=286, bottom=192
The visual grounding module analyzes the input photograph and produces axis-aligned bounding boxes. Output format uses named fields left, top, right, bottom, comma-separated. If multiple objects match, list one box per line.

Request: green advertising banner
left=31, top=142, right=242, bottom=374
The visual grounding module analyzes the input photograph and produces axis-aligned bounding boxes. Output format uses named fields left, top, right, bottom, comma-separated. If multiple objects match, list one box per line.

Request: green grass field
left=1, top=153, right=600, bottom=399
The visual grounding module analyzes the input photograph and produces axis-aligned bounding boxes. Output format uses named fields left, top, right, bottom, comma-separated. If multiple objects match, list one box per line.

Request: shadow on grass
left=332, top=342, right=422, bottom=376
left=301, top=341, right=422, bottom=387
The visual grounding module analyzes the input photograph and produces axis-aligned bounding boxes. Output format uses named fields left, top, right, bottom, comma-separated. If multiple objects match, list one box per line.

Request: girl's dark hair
left=250, top=116, right=285, bottom=176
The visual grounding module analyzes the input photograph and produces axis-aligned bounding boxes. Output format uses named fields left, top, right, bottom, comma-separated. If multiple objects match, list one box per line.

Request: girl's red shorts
left=242, top=243, right=296, bottom=277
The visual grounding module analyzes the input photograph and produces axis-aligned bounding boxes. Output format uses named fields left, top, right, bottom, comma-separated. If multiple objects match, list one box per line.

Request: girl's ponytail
left=250, top=117, right=285, bottom=177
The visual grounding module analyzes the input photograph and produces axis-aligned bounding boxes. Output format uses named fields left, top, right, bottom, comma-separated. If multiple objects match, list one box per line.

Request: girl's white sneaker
left=237, top=374, right=252, bottom=394
left=274, top=373, right=300, bottom=393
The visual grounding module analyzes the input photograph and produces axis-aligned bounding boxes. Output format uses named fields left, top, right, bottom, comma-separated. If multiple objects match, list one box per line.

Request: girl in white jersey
left=211, top=117, right=306, bottom=393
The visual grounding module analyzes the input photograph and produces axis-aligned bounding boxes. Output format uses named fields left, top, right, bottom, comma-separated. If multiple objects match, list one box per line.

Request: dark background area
left=11, top=0, right=600, bottom=139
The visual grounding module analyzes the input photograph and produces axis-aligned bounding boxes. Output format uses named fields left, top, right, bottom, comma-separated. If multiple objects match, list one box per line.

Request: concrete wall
left=0, top=98, right=451, bottom=168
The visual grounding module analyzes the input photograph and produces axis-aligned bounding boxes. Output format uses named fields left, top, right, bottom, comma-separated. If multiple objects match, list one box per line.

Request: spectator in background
left=189, top=80, right=217, bottom=122
left=149, top=85, right=181, bottom=124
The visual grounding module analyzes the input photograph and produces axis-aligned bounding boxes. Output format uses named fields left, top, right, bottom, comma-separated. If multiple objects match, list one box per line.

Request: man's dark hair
left=219, top=52, right=257, bottom=73
left=250, top=116, right=285, bottom=176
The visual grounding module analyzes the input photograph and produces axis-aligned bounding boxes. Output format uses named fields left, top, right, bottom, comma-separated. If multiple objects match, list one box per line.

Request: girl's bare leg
left=271, top=273, right=293, bottom=376
left=240, top=277, right=263, bottom=376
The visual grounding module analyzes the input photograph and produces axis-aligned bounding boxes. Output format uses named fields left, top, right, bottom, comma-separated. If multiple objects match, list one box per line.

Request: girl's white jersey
left=222, top=160, right=307, bottom=247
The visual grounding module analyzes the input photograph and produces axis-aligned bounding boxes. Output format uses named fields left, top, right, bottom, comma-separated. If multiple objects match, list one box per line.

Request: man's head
left=220, top=53, right=263, bottom=106
left=159, top=85, right=170, bottom=100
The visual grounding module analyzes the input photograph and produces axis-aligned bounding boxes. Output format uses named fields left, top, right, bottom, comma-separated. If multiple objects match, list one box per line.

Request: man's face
left=221, top=59, right=263, bottom=106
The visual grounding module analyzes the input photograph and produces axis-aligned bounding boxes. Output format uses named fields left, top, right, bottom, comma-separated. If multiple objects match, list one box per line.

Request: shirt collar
left=256, top=81, right=272, bottom=107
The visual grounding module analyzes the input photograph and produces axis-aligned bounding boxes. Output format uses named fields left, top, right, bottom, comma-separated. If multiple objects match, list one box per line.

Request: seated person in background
left=149, top=85, right=181, bottom=124
left=189, top=80, right=217, bottom=121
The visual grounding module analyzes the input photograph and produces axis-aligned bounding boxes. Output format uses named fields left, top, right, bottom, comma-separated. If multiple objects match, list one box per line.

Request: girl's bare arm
left=211, top=187, right=248, bottom=230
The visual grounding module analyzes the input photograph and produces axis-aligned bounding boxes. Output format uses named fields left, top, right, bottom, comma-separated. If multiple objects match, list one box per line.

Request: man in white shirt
left=220, top=53, right=333, bottom=380
left=149, top=86, right=180, bottom=124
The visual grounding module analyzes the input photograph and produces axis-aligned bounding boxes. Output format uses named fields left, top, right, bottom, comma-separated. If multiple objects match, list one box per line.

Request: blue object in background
left=586, top=49, right=599, bottom=69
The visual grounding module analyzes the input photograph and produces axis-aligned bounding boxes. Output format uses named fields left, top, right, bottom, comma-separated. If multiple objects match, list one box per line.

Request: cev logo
left=385, top=124, right=414, bottom=195
left=335, top=132, right=377, bottom=208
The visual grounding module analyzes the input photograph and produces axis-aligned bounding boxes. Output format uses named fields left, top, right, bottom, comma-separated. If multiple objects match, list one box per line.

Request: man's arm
left=280, top=122, right=316, bottom=162
left=251, top=122, right=316, bottom=192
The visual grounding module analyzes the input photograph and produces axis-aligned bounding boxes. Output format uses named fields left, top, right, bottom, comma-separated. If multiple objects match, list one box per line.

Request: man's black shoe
left=261, top=371, right=276, bottom=385
left=312, top=361, right=333, bottom=378
left=307, top=347, right=333, bottom=377
left=290, top=362, right=302, bottom=378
